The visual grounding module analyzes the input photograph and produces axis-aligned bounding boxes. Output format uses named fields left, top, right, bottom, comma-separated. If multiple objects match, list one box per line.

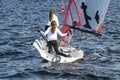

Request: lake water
left=0, top=0, right=120, bottom=80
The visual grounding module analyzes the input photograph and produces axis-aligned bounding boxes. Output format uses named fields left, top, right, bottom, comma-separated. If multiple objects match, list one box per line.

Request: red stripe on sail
left=96, top=23, right=103, bottom=33
left=61, top=0, right=73, bottom=34
left=62, top=0, right=82, bottom=34
left=61, top=0, right=83, bottom=41
left=73, top=0, right=82, bottom=26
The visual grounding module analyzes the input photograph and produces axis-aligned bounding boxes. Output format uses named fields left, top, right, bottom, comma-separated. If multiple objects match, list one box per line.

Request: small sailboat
left=33, top=0, right=111, bottom=63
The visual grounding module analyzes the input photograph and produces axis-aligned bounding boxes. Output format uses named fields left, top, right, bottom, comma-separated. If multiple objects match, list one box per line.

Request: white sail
left=62, top=0, right=111, bottom=34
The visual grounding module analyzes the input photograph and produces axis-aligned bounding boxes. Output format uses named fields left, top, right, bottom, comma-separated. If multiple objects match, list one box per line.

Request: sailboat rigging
left=61, top=0, right=111, bottom=44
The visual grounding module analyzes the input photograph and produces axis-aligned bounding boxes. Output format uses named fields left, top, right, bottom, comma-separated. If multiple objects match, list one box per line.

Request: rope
left=77, top=32, right=97, bottom=50
left=77, top=31, right=84, bottom=49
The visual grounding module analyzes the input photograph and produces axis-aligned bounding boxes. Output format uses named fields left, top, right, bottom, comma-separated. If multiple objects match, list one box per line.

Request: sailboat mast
left=67, top=0, right=75, bottom=45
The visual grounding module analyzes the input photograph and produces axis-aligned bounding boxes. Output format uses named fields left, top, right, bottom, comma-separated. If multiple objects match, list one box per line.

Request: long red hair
left=51, top=21, right=57, bottom=34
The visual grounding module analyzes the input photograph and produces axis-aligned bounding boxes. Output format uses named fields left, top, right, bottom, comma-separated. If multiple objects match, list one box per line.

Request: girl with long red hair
left=41, top=21, right=69, bottom=57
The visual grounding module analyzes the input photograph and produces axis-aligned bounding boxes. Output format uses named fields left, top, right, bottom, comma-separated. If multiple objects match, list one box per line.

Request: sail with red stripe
left=61, top=0, right=111, bottom=37
left=61, top=0, right=82, bottom=34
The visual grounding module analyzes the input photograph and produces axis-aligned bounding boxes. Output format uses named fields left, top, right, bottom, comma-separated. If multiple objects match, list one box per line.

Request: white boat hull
left=33, top=39, right=83, bottom=63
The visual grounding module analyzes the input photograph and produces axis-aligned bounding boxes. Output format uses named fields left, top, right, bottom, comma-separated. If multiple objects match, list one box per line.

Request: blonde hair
left=49, top=9, right=55, bottom=21
left=51, top=21, right=57, bottom=34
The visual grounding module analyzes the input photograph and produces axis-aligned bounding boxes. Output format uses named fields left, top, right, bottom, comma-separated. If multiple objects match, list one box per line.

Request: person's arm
left=47, top=21, right=51, bottom=26
left=40, top=27, right=50, bottom=36
left=57, top=28, right=67, bottom=36
left=45, top=25, right=50, bottom=31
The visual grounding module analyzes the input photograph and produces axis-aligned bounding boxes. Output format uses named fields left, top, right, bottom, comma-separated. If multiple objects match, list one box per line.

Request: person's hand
left=38, top=29, right=40, bottom=32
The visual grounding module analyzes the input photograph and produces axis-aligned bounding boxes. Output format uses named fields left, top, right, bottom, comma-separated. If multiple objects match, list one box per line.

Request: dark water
left=0, top=0, right=120, bottom=80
